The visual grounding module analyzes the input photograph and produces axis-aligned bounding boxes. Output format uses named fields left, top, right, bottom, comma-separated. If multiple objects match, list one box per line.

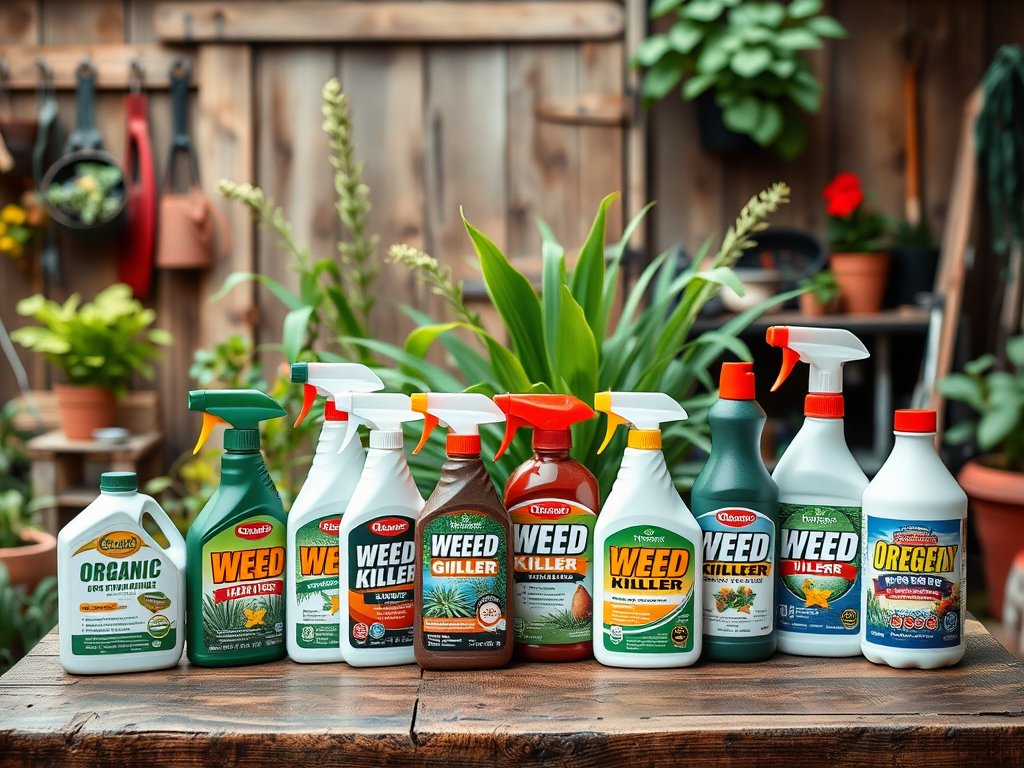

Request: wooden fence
left=0, top=0, right=1020, bottom=464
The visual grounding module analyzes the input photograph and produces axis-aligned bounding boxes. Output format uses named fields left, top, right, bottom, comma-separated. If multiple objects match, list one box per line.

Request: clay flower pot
left=799, top=292, right=839, bottom=317
left=0, top=529, right=57, bottom=589
left=54, top=384, right=116, bottom=440
left=958, top=457, right=1024, bottom=618
left=829, top=253, right=891, bottom=314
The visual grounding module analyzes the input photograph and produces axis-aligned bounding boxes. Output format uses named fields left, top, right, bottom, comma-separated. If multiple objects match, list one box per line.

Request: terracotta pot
left=54, top=384, right=116, bottom=440
left=829, top=252, right=891, bottom=314
left=0, top=529, right=57, bottom=589
left=799, top=292, right=838, bottom=317
left=958, top=457, right=1024, bottom=618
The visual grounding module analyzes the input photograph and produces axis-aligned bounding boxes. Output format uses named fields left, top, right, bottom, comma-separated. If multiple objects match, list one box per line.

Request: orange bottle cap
left=805, top=393, right=844, bottom=418
left=720, top=362, right=755, bottom=400
left=446, top=433, right=481, bottom=456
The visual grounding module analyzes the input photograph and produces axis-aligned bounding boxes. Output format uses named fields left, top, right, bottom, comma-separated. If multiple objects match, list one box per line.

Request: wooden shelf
left=2, top=620, right=1022, bottom=766
left=691, top=308, right=932, bottom=336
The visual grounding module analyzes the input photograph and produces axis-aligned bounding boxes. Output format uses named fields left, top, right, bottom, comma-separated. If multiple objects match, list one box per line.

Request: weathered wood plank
left=154, top=2, right=625, bottom=43
left=195, top=44, right=255, bottom=354
left=579, top=40, right=624, bottom=243
left=0, top=45, right=197, bottom=90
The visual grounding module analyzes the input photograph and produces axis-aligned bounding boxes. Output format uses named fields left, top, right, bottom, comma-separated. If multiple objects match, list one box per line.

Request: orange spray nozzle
left=194, top=412, right=228, bottom=455
left=492, top=394, right=595, bottom=460
left=294, top=383, right=318, bottom=428
left=766, top=326, right=799, bottom=392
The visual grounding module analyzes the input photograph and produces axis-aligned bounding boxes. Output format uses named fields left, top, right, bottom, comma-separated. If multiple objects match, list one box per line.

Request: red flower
left=823, top=172, right=863, bottom=218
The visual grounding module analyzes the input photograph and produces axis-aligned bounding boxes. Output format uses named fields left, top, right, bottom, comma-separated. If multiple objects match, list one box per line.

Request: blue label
left=864, top=517, right=963, bottom=650
left=777, top=503, right=861, bottom=635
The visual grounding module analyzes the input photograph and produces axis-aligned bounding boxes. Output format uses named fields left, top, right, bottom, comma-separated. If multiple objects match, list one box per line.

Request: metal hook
left=0, top=56, right=10, bottom=83
left=36, top=59, right=55, bottom=99
left=170, top=57, right=191, bottom=83
left=129, top=59, right=145, bottom=94
left=77, top=56, right=96, bottom=80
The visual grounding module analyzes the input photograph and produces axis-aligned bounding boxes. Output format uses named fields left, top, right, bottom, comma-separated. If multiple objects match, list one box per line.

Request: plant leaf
left=555, top=285, right=600, bottom=409
left=723, top=96, right=762, bottom=132
left=282, top=306, right=314, bottom=363
left=936, top=373, right=986, bottom=412
left=774, top=27, right=822, bottom=50
left=570, top=192, right=618, bottom=343
left=1008, top=336, right=1024, bottom=368
left=539, top=220, right=566, bottom=376
left=751, top=101, right=784, bottom=146
left=731, top=47, right=773, bottom=78
left=787, top=0, right=823, bottom=19
left=668, top=21, right=704, bottom=54
left=805, top=15, right=847, bottom=38
left=682, top=0, right=725, bottom=22
left=212, top=272, right=304, bottom=311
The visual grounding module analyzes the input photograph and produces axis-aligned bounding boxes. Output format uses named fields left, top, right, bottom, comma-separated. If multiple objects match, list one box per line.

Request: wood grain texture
left=0, top=45, right=197, bottom=89
left=579, top=40, right=624, bottom=243
left=2, top=621, right=1024, bottom=767
left=154, top=1, right=625, bottom=43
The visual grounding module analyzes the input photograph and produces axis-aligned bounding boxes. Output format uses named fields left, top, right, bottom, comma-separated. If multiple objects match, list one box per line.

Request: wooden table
left=2, top=620, right=1023, bottom=767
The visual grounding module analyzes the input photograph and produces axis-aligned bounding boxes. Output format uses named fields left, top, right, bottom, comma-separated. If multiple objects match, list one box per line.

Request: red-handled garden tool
left=118, top=61, right=157, bottom=298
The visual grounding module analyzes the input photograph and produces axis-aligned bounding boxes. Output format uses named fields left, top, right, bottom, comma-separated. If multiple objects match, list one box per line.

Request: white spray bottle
left=286, top=362, right=384, bottom=664
left=766, top=325, right=870, bottom=657
left=592, top=392, right=703, bottom=668
left=335, top=393, right=425, bottom=667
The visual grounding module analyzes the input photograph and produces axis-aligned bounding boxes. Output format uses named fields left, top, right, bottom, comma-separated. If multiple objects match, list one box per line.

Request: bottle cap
left=805, top=393, right=844, bottom=418
left=720, top=362, right=755, bottom=400
left=324, top=400, right=349, bottom=422
left=447, top=434, right=482, bottom=456
left=894, top=409, right=937, bottom=433
left=100, top=471, right=137, bottom=493
left=224, top=429, right=261, bottom=451
left=534, top=429, right=572, bottom=452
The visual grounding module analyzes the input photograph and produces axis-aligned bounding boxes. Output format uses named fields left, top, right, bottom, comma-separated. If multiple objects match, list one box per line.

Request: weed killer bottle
left=861, top=409, right=967, bottom=669
left=766, top=326, right=869, bottom=657
left=411, top=393, right=513, bottom=670
left=592, top=391, right=702, bottom=668
left=335, top=393, right=424, bottom=667
left=286, top=363, right=384, bottom=664
left=58, top=472, right=186, bottom=675
left=185, top=390, right=288, bottom=667
left=692, top=362, right=779, bottom=662
left=493, top=394, right=599, bottom=662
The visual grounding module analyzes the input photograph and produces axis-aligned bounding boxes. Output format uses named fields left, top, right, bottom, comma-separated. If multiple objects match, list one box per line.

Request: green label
left=69, top=527, right=179, bottom=655
left=347, top=512, right=416, bottom=649
left=778, top=503, right=861, bottom=635
left=511, top=499, right=595, bottom=645
left=200, top=515, right=285, bottom=653
left=421, top=511, right=508, bottom=652
left=294, top=515, right=341, bottom=649
left=71, top=629, right=177, bottom=656
left=602, top=525, right=695, bottom=654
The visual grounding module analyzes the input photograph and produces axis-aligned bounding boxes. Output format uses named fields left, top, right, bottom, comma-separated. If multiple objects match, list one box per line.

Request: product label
left=777, top=503, right=861, bottom=635
left=864, top=517, right=963, bottom=649
left=510, top=499, right=595, bottom=646
left=601, top=525, right=696, bottom=654
left=70, top=528, right=178, bottom=655
left=697, top=507, right=774, bottom=637
left=420, top=511, right=508, bottom=652
left=347, top=512, right=416, bottom=649
left=294, top=516, right=341, bottom=649
left=200, top=515, right=285, bottom=653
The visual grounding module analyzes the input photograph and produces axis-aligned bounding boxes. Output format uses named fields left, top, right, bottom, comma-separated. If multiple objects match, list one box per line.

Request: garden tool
left=34, top=60, right=62, bottom=284
left=40, top=59, right=128, bottom=242
left=900, top=25, right=925, bottom=226
left=118, top=60, right=157, bottom=297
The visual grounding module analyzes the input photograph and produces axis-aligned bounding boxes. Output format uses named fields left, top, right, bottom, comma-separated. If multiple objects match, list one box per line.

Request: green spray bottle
left=185, top=389, right=288, bottom=667
left=691, top=362, right=779, bottom=662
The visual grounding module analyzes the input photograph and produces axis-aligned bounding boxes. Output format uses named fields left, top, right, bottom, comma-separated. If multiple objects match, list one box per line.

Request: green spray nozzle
left=188, top=389, right=286, bottom=454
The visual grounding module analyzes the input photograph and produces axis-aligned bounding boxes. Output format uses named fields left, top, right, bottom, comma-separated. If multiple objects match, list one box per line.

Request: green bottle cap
left=100, top=472, right=138, bottom=493
left=291, top=362, right=308, bottom=383
left=224, top=429, right=261, bottom=452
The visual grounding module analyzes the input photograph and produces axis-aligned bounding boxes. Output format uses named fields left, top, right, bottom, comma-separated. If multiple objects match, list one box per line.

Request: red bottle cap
left=720, top=362, right=755, bottom=400
left=324, top=400, right=349, bottom=422
left=492, top=394, right=595, bottom=459
left=447, top=433, right=481, bottom=456
left=894, top=409, right=936, bottom=433
left=805, top=393, right=844, bottom=418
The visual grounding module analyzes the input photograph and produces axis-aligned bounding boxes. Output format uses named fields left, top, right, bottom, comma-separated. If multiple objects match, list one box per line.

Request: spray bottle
left=592, top=392, right=702, bottom=668
left=58, top=472, right=186, bottom=675
left=411, top=393, right=512, bottom=670
left=766, top=325, right=870, bottom=657
left=286, top=362, right=384, bottom=664
left=335, top=393, right=424, bottom=667
left=185, top=389, right=288, bottom=667
left=691, top=362, right=779, bottom=662
left=493, top=394, right=599, bottom=662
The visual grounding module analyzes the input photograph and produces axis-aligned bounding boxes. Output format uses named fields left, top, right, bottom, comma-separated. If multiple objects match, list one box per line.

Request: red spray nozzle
left=492, top=394, right=595, bottom=460
left=295, top=384, right=318, bottom=427
left=765, top=326, right=799, bottom=392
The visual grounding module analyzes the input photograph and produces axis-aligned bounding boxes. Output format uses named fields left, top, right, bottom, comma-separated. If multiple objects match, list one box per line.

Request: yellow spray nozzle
left=597, top=411, right=629, bottom=455
left=194, top=412, right=228, bottom=455
left=411, top=394, right=435, bottom=454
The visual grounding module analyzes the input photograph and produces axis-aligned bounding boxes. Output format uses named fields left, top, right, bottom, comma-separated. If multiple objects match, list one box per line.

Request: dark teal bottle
left=691, top=363, right=779, bottom=662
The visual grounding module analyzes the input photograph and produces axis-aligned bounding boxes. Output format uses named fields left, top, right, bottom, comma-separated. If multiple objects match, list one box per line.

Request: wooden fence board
left=579, top=40, right=624, bottom=244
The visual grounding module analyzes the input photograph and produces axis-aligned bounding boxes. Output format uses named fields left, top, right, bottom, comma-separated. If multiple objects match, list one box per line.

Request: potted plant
left=10, top=283, right=172, bottom=440
left=797, top=268, right=839, bottom=316
left=0, top=490, right=55, bottom=589
left=884, top=218, right=939, bottom=308
left=635, top=0, right=846, bottom=159
left=41, top=158, right=126, bottom=240
left=938, top=335, right=1024, bottom=618
left=823, top=172, right=890, bottom=314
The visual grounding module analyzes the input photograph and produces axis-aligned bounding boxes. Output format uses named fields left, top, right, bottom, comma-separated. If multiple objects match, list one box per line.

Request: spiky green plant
left=540, top=609, right=591, bottom=632
left=422, top=585, right=474, bottom=618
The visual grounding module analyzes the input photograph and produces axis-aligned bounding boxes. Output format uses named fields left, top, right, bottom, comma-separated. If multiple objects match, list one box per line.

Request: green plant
left=891, top=218, right=937, bottom=249
left=0, top=400, right=31, bottom=499
left=422, top=585, right=474, bottom=618
left=798, top=268, right=839, bottom=307
left=10, top=284, right=172, bottom=397
left=381, top=183, right=801, bottom=498
left=938, top=335, right=1024, bottom=472
left=44, top=162, right=123, bottom=225
left=976, top=44, right=1024, bottom=254
left=0, top=489, right=35, bottom=549
left=636, top=0, right=846, bottom=159
left=540, top=609, right=591, bottom=632
left=823, top=173, right=888, bottom=253
left=0, top=562, right=58, bottom=674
